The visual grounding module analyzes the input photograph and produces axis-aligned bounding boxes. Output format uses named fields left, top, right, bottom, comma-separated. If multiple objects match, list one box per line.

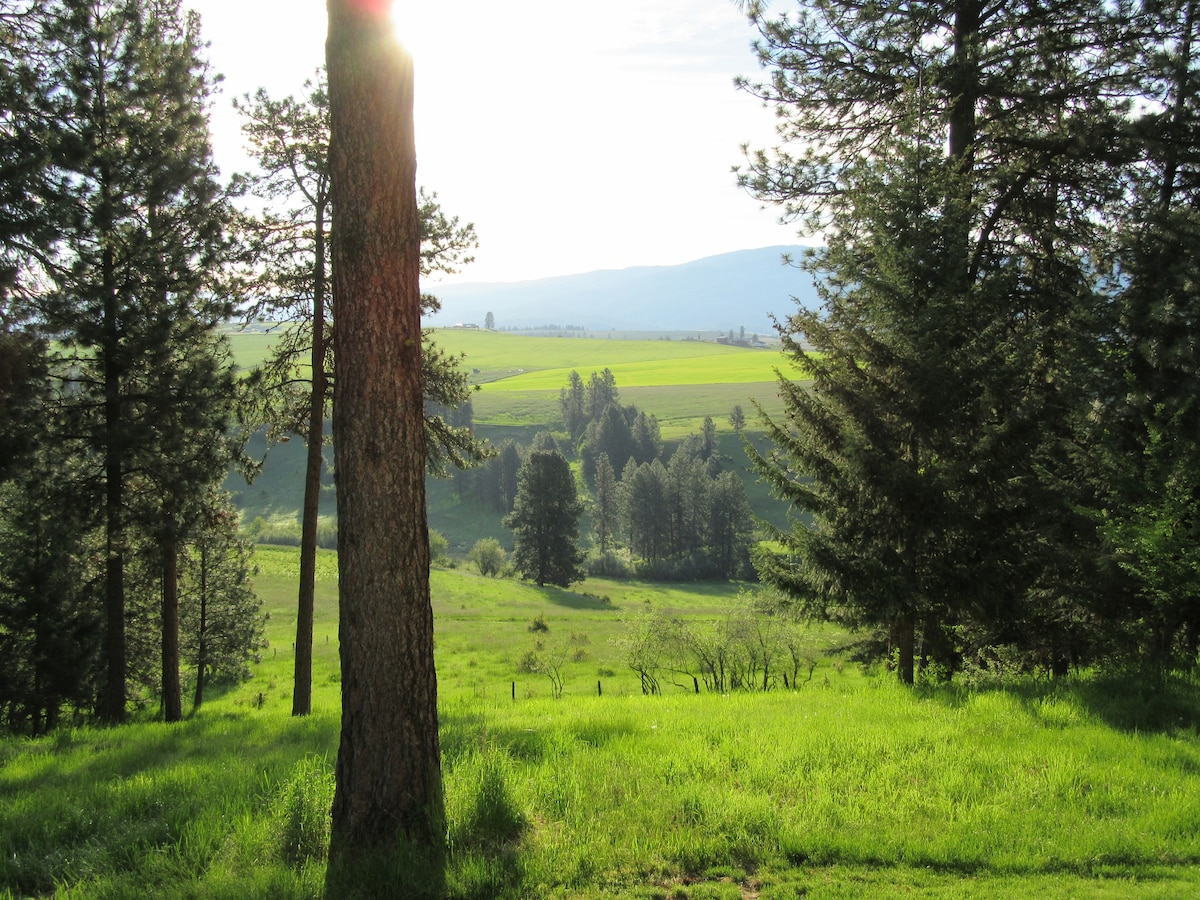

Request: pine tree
left=666, top=438, right=710, bottom=558
left=621, top=458, right=670, bottom=564
left=36, top=0, right=239, bottom=720
left=182, top=492, right=264, bottom=710
left=586, top=368, right=619, bottom=421
left=0, top=452, right=101, bottom=735
left=751, top=153, right=1022, bottom=681
left=504, top=450, right=585, bottom=587
left=0, top=0, right=55, bottom=319
left=235, top=69, right=481, bottom=716
left=729, top=404, right=746, bottom=434
left=559, top=370, right=588, bottom=441
left=739, top=0, right=1135, bottom=680
left=592, top=452, right=620, bottom=554
left=631, top=409, right=663, bottom=465
left=1089, top=0, right=1200, bottom=668
left=1, top=0, right=57, bottom=517
left=708, top=471, right=755, bottom=578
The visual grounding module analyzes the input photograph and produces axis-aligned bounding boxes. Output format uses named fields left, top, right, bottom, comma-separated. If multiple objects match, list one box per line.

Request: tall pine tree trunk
left=894, top=615, right=916, bottom=686
left=326, top=0, right=442, bottom=864
left=161, top=531, right=182, bottom=722
left=101, top=238, right=126, bottom=725
left=193, top=544, right=209, bottom=711
left=293, top=200, right=328, bottom=718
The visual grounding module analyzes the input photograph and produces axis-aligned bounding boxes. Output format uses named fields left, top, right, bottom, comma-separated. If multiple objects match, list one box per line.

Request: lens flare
left=348, top=0, right=390, bottom=15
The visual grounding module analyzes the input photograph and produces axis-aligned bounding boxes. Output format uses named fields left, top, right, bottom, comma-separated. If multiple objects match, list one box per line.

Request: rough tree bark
left=325, top=0, right=443, bottom=862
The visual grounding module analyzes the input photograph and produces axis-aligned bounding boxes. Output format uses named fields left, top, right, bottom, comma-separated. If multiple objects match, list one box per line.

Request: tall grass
left=3, top=551, right=1199, bottom=898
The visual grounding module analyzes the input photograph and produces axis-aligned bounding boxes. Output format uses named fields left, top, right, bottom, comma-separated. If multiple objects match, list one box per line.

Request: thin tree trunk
left=161, top=531, right=182, bottom=722
left=894, top=615, right=915, bottom=686
left=1159, top=0, right=1196, bottom=212
left=326, top=0, right=442, bottom=862
left=193, top=543, right=208, bottom=711
left=101, top=243, right=126, bottom=725
left=293, top=198, right=328, bottom=718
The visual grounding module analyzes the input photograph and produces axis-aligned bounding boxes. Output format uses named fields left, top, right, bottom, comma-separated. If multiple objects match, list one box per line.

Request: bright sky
left=185, top=0, right=797, bottom=285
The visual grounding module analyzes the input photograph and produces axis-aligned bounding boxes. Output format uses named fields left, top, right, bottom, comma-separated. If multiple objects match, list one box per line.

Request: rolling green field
left=225, top=327, right=798, bottom=537
left=3, top=547, right=1199, bottom=899
left=471, top=346, right=786, bottom=389
left=426, top=331, right=791, bottom=385
left=223, top=327, right=796, bottom=386
left=223, top=327, right=797, bottom=437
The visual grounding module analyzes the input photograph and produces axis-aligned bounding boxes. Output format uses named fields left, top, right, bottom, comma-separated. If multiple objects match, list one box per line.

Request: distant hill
left=422, top=245, right=821, bottom=334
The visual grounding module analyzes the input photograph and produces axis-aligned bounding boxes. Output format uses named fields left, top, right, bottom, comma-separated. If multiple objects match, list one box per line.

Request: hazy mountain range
left=422, top=245, right=821, bottom=334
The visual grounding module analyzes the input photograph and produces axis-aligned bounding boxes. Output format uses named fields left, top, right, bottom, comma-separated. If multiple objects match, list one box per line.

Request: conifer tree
left=504, top=450, right=585, bottom=587
left=0, top=451, right=101, bottom=735
left=0, top=2, right=54, bottom=481
left=592, top=452, right=620, bottom=554
left=235, top=69, right=482, bottom=716
left=709, top=471, right=755, bottom=578
left=559, top=370, right=588, bottom=441
left=622, top=458, right=670, bottom=564
left=1089, top=0, right=1200, bottom=668
left=183, top=491, right=264, bottom=711
left=739, top=0, right=1133, bottom=679
left=36, top=0, right=238, bottom=720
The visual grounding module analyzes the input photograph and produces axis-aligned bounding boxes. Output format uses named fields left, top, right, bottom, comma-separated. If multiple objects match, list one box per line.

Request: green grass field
left=225, top=326, right=800, bottom=536
left=3, top=547, right=1199, bottom=899
left=428, top=331, right=792, bottom=385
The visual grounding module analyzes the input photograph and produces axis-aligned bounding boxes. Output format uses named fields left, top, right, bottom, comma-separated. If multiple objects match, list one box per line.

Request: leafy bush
left=469, top=537, right=506, bottom=577
left=429, top=528, right=449, bottom=565
left=585, top=549, right=635, bottom=578
left=247, top=517, right=337, bottom=550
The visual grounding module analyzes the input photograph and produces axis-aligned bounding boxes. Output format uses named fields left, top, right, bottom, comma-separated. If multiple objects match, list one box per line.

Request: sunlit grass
left=3, top=548, right=1199, bottom=898
left=477, top=351, right=787, bottom=391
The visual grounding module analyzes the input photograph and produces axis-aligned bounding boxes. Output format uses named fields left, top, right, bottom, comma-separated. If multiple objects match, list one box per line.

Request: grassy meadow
left=225, top=328, right=798, bottom=543
left=3, top=546, right=1200, bottom=898
left=223, top=327, right=795, bottom=439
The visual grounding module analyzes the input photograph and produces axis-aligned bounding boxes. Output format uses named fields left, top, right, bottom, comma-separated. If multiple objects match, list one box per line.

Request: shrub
left=429, top=528, right=449, bottom=566
left=315, top=517, right=338, bottom=550
left=585, top=549, right=635, bottom=578
left=469, top=538, right=506, bottom=577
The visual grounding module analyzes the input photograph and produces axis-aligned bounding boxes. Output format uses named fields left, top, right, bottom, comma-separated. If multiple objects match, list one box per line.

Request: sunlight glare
left=388, top=4, right=428, bottom=59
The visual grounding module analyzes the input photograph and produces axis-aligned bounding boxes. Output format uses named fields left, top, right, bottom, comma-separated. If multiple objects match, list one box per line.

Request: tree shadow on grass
left=439, top=704, right=639, bottom=765
left=536, top=583, right=621, bottom=611
left=917, top=670, right=1200, bottom=737
left=1065, top=670, right=1200, bottom=735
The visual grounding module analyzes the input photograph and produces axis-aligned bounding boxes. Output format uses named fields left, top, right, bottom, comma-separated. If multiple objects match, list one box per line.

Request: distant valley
left=422, top=245, right=820, bottom=334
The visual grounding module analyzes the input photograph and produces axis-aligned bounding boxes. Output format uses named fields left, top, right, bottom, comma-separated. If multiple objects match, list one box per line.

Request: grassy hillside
left=225, top=328, right=800, bottom=539
left=224, top=327, right=799, bottom=390
left=471, top=383, right=787, bottom=437
left=3, top=548, right=1199, bottom=898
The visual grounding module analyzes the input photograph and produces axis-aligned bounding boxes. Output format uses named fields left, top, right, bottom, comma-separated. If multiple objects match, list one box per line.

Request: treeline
left=0, top=0, right=265, bottom=732
left=457, top=369, right=756, bottom=580
left=0, top=1, right=484, bottom=733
